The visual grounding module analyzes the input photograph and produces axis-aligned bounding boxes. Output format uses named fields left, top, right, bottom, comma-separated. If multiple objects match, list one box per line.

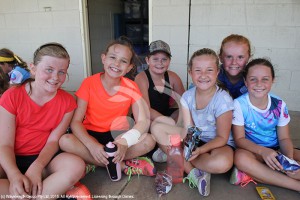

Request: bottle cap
left=106, top=142, right=115, bottom=148
left=170, top=134, right=181, bottom=146
left=104, top=142, right=117, bottom=152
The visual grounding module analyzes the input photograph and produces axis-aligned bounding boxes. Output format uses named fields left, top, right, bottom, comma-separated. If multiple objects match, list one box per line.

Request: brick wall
left=151, top=0, right=300, bottom=111
left=0, top=0, right=84, bottom=92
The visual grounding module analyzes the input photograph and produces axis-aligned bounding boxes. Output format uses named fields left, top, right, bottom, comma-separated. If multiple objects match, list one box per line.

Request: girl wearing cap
left=135, top=40, right=185, bottom=162
left=0, top=48, right=31, bottom=85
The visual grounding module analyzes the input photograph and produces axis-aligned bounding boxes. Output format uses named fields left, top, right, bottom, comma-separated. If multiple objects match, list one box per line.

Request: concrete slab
left=80, top=111, right=300, bottom=200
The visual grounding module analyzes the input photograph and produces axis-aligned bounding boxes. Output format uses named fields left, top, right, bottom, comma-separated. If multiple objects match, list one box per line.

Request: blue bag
left=276, top=152, right=300, bottom=171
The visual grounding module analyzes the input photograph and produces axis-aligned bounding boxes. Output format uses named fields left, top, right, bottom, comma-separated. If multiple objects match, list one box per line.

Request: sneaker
left=124, top=157, right=156, bottom=180
left=66, top=182, right=92, bottom=200
left=85, top=164, right=96, bottom=174
left=152, top=148, right=167, bottom=163
left=230, top=167, right=257, bottom=187
left=80, top=164, right=96, bottom=179
left=183, top=168, right=211, bottom=196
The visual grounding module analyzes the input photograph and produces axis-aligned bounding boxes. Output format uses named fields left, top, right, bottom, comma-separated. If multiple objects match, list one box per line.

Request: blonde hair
left=188, top=48, right=219, bottom=70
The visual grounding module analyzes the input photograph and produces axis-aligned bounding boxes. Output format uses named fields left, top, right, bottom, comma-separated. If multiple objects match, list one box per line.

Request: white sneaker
left=152, top=148, right=167, bottom=163
left=183, top=168, right=211, bottom=196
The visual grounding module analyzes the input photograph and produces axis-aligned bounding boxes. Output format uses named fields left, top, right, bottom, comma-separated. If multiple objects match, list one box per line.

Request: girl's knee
left=59, top=134, right=75, bottom=149
left=141, top=133, right=156, bottom=151
left=234, top=149, right=252, bottom=168
left=61, top=153, right=85, bottom=179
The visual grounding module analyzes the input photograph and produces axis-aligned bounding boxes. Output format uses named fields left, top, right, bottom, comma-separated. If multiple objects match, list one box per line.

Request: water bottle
left=166, top=134, right=184, bottom=184
left=104, top=142, right=122, bottom=181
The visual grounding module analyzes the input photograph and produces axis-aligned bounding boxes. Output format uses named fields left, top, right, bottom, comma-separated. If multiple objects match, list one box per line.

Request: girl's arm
left=25, top=110, right=74, bottom=196
left=169, top=71, right=185, bottom=98
left=113, top=97, right=150, bottom=162
left=278, top=125, right=294, bottom=159
left=233, top=124, right=264, bottom=154
left=70, top=98, right=109, bottom=165
left=233, top=125, right=282, bottom=171
left=0, top=107, right=31, bottom=196
left=130, top=97, right=151, bottom=137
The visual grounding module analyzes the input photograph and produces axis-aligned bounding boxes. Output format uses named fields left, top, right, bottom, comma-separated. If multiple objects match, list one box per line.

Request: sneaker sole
left=198, top=172, right=211, bottom=196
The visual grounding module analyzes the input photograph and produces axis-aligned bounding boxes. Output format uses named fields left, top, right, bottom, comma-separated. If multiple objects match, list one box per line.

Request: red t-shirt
left=76, top=73, right=142, bottom=132
left=0, top=85, right=77, bottom=156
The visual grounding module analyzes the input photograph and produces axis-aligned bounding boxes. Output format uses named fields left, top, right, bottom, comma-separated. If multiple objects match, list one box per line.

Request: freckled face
left=220, top=42, right=250, bottom=77
left=31, top=56, right=69, bottom=93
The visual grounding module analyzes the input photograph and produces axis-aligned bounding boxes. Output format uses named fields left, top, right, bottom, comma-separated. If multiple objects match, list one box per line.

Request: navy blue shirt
left=218, top=65, right=247, bottom=99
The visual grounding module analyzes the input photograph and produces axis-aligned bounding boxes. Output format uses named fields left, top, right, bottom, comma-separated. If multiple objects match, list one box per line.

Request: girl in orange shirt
left=60, top=37, right=156, bottom=179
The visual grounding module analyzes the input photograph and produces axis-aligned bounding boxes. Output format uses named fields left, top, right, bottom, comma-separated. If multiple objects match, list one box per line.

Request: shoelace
left=85, top=164, right=96, bottom=174
left=183, top=175, right=197, bottom=189
left=240, top=173, right=257, bottom=187
left=125, top=166, right=143, bottom=181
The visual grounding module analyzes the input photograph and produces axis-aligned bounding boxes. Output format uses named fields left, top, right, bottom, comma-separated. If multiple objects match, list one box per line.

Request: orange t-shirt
left=76, top=73, right=142, bottom=132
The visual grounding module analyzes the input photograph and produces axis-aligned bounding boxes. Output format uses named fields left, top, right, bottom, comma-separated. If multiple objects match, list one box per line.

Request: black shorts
left=16, top=152, right=61, bottom=174
left=16, top=155, right=39, bottom=174
left=87, top=130, right=114, bottom=145
left=163, top=108, right=178, bottom=117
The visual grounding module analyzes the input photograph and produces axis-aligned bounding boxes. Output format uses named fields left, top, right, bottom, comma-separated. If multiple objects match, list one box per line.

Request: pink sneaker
left=230, top=167, right=257, bottom=187
left=124, top=157, right=156, bottom=180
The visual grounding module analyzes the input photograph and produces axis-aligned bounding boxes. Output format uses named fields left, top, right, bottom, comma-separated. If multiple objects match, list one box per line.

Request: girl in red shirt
left=0, top=43, right=85, bottom=198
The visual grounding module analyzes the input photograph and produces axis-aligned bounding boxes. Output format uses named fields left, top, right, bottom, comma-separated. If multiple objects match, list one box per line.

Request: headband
left=0, top=56, right=14, bottom=62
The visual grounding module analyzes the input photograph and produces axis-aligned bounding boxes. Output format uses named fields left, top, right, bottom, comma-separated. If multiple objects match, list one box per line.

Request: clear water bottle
left=166, top=134, right=184, bottom=184
left=104, top=142, right=122, bottom=181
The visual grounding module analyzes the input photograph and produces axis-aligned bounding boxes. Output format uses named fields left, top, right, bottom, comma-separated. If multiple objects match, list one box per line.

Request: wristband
left=121, top=129, right=141, bottom=147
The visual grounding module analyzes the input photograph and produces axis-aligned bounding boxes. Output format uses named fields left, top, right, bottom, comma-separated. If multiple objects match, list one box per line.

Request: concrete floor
left=81, top=111, right=300, bottom=200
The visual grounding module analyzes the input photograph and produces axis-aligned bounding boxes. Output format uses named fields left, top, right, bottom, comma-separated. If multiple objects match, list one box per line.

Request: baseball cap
left=149, top=40, right=171, bottom=57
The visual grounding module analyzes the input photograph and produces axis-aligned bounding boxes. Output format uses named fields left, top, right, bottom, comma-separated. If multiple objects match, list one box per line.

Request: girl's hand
left=113, top=139, right=128, bottom=163
left=260, top=147, right=282, bottom=171
left=90, top=143, right=109, bottom=165
left=25, top=163, right=43, bottom=196
left=188, top=146, right=203, bottom=162
left=9, top=172, right=32, bottom=199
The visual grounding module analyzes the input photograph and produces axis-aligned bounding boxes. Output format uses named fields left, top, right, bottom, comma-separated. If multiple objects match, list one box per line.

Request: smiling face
left=146, top=52, right=170, bottom=75
left=31, top=56, right=69, bottom=93
left=189, top=54, right=219, bottom=92
left=220, top=41, right=250, bottom=79
left=245, top=64, right=274, bottom=101
left=101, top=44, right=133, bottom=78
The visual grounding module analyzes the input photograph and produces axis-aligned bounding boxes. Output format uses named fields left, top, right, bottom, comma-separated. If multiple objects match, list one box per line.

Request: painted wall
left=0, top=0, right=85, bottom=92
left=151, top=0, right=300, bottom=111
left=1, top=0, right=300, bottom=111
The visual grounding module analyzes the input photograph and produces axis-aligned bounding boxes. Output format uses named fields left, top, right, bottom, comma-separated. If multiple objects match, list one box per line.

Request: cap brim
left=149, top=50, right=172, bottom=57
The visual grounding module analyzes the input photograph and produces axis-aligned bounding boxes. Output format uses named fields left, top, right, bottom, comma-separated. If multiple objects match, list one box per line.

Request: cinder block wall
left=151, top=0, right=300, bottom=111
left=0, top=0, right=85, bottom=92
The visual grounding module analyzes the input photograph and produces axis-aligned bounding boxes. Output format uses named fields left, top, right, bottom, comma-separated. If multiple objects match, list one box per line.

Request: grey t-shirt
left=181, top=86, right=235, bottom=147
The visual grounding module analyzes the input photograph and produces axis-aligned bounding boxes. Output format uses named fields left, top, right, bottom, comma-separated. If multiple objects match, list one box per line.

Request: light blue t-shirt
left=232, top=93, right=290, bottom=148
left=9, top=66, right=30, bottom=84
left=181, top=86, right=235, bottom=147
